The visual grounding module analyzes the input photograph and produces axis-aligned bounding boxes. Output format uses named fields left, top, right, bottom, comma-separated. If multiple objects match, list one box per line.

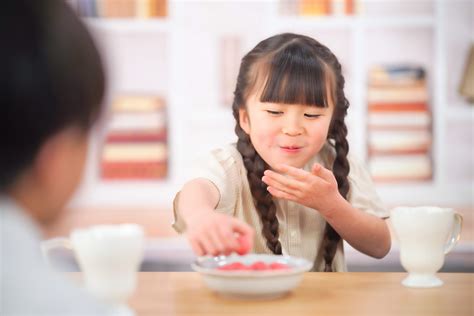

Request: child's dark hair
left=232, top=33, right=350, bottom=272
left=0, top=0, right=105, bottom=191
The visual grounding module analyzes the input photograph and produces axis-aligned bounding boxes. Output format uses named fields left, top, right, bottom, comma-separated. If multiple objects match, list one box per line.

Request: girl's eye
left=266, top=110, right=283, bottom=116
left=304, top=114, right=321, bottom=119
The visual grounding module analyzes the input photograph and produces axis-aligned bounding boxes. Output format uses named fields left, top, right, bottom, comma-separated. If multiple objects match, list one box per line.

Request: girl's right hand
left=185, top=211, right=254, bottom=257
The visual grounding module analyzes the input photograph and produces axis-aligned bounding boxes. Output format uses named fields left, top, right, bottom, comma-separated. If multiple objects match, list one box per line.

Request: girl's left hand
left=262, top=163, right=341, bottom=213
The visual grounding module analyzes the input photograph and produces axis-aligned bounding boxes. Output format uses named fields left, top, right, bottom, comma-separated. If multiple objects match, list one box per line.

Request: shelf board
left=375, top=181, right=473, bottom=206
left=84, top=18, right=169, bottom=33
left=361, top=15, right=434, bottom=28
left=275, top=15, right=434, bottom=30
left=71, top=180, right=179, bottom=207
left=276, top=16, right=355, bottom=29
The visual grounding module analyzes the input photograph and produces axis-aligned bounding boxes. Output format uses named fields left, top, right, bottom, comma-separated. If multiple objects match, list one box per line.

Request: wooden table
left=128, top=272, right=473, bottom=316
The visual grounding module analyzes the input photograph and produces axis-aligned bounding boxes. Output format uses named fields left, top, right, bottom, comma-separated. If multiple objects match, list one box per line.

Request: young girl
left=173, top=33, right=391, bottom=272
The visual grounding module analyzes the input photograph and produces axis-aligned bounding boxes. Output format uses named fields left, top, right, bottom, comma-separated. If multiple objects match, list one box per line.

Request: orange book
left=300, top=0, right=330, bottom=16
left=368, top=103, right=429, bottom=112
left=368, top=147, right=430, bottom=156
left=106, top=130, right=167, bottom=142
left=101, top=161, right=167, bottom=179
left=152, top=0, right=167, bottom=17
left=345, top=0, right=354, bottom=15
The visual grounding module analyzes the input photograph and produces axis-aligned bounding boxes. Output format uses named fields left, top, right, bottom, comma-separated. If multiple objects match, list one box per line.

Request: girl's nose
left=282, top=118, right=304, bottom=136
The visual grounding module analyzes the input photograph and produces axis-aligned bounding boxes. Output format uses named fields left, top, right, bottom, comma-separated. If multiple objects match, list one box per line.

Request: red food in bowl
left=236, top=235, right=251, bottom=255
left=217, top=261, right=290, bottom=271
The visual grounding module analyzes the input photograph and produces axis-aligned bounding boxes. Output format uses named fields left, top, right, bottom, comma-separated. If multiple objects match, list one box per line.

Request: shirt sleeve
left=346, top=154, right=389, bottom=219
left=172, top=146, right=241, bottom=233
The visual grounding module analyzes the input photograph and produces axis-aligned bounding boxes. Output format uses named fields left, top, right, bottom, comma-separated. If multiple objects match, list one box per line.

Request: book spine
left=102, top=161, right=167, bottom=179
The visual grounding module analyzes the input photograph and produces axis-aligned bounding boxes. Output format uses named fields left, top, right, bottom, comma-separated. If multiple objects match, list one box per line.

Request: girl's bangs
left=259, top=42, right=331, bottom=108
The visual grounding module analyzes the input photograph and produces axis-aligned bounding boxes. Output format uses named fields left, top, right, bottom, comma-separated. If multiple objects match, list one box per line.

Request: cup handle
left=41, top=237, right=72, bottom=266
left=444, top=213, right=463, bottom=254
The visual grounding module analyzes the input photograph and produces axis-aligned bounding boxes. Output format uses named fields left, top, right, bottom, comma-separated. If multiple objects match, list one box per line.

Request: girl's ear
left=239, top=108, right=251, bottom=135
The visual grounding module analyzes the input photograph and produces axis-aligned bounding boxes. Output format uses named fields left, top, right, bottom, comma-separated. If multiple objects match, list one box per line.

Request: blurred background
left=46, top=0, right=473, bottom=272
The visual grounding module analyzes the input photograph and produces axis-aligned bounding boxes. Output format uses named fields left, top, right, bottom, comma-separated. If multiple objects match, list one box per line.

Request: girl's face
left=239, top=92, right=334, bottom=169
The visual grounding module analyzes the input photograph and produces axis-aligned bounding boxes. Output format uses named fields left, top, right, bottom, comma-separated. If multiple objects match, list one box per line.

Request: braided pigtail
left=321, top=62, right=351, bottom=272
left=233, top=110, right=282, bottom=254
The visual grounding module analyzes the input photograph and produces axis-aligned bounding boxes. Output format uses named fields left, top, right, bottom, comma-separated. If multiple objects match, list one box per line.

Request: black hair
left=0, top=0, right=105, bottom=191
left=232, top=33, right=350, bottom=271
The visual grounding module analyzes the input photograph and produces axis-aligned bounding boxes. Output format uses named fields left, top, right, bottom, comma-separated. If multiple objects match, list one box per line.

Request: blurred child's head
left=231, top=33, right=349, bottom=270
left=0, top=0, right=105, bottom=224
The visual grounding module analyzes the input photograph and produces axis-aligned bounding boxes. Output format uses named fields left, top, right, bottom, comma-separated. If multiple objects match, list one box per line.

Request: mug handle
left=41, top=237, right=72, bottom=266
left=444, top=213, right=463, bottom=254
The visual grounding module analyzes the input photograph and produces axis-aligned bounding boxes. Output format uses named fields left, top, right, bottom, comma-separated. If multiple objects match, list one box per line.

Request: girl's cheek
left=260, top=129, right=279, bottom=146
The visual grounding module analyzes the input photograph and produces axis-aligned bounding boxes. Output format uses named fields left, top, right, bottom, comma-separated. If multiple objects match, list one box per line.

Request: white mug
left=390, top=207, right=462, bottom=288
left=42, top=224, right=145, bottom=307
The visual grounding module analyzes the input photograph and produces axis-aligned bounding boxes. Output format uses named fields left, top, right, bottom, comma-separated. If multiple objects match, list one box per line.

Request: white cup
left=390, top=207, right=462, bottom=288
left=42, top=224, right=145, bottom=308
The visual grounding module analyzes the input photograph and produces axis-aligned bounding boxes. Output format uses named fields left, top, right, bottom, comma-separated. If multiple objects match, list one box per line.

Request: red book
left=372, top=175, right=432, bottom=182
left=106, top=130, right=167, bottom=143
left=368, top=103, right=429, bottom=112
left=101, top=161, right=167, bottom=180
left=368, top=147, right=430, bottom=156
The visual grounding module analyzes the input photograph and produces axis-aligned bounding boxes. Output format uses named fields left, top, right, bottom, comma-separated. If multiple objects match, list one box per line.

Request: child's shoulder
left=193, top=143, right=243, bottom=173
left=208, top=143, right=242, bottom=164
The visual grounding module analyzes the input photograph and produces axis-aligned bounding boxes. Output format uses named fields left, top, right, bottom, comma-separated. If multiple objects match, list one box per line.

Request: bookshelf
left=70, top=0, right=473, bottom=209
left=84, top=18, right=170, bottom=32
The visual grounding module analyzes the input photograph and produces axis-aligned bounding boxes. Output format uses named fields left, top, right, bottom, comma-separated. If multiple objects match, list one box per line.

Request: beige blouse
left=172, top=143, right=389, bottom=272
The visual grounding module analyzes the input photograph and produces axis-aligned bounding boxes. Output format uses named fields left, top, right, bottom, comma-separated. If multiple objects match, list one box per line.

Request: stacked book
left=101, top=95, right=167, bottom=180
left=67, top=0, right=167, bottom=18
left=280, top=0, right=355, bottom=16
left=367, top=65, right=432, bottom=182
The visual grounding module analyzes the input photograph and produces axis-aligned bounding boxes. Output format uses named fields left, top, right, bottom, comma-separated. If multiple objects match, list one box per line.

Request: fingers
left=274, top=164, right=310, bottom=181
left=267, top=186, right=298, bottom=202
left=187, top=215, right=254, bottom=257
left=230, top=218, right=255, bottom=247
left=311, top=163, right=335, bottom=183
left=262, top=170, right=304, bottom=195
left=311, top=163, right=321, bottom=174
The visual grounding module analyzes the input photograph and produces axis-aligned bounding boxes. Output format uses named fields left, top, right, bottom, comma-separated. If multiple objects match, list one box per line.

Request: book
left=108, top=112, right=166, bottom=131
left=101, top=161, right=167, bottom=179
left=367, top=63, right=433, bottom=183
left=300, top=0, right=330, bottom=16
left=106, top=130, right=167, bottom=142
left=368, top=130, right=431, bottom=154
left=369, top=154, right=432, bottom=182
left=152, top=0, right=167, bottom=17
left=367, top=84, right=429, bottom=103
left=368, top=111, right=431, bottom=128
left=112, top=95, right=165, bottom=112
left=330, top=0, right=354, bottom=15
left=102, top=142, right=167, bottom=162
left=368, top=102, right=428, bottom=112
left=369, top=65, right=425, bottom=85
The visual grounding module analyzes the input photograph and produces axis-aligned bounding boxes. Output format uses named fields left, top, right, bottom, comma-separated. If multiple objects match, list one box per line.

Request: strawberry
left=217, top=262, right=247, bottom=271
left=249, top=261, right=268, bottom=270
left=269, top=262, right=290, bottom=270
left=236, top=235, right=251, bottom=255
